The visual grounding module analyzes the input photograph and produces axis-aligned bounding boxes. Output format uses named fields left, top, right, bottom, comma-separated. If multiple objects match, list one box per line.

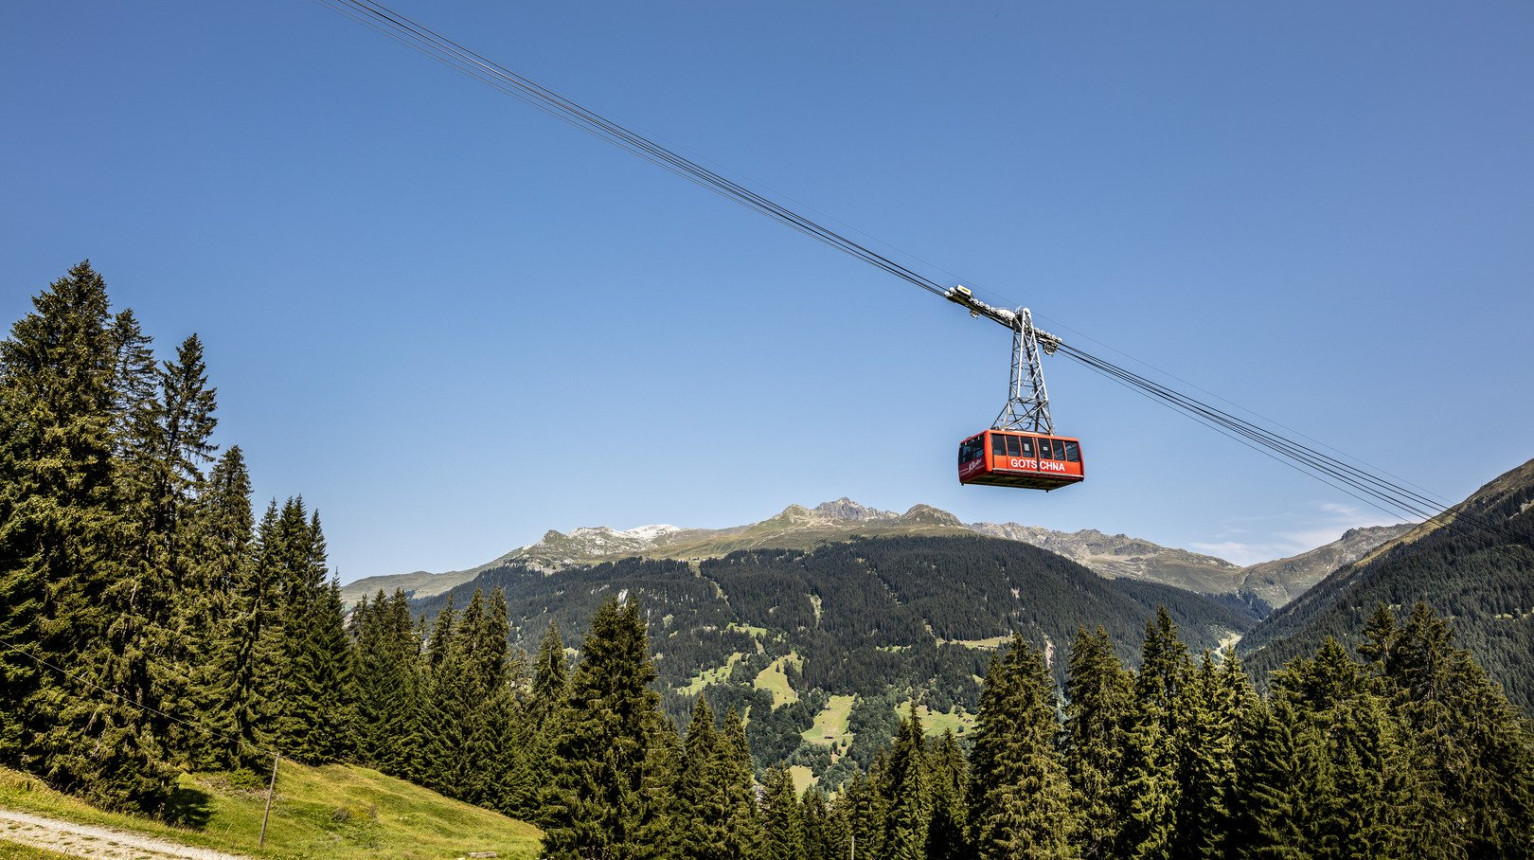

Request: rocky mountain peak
left=813, top=498, right=897, bottom=521
left=899, top=504, right=964, bottom=527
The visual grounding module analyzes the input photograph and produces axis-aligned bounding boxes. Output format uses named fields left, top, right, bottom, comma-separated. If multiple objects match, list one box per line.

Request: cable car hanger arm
left=944, top=285, right=1061, bottom=354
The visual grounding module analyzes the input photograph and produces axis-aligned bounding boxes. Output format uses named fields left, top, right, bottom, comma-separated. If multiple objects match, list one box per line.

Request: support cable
left=310, top=0, right=1504, bottom=538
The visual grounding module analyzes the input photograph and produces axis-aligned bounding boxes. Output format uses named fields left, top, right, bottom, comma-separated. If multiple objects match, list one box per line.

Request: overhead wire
left=0, top=635, right=280, bottom=765
left=314, top=0, right=953, bottom=300
left=311, top=0, right=1508, bottom=539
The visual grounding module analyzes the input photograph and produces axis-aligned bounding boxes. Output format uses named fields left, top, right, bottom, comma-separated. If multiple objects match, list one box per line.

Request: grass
left=725, top=623, right=770, bottom=639
left=753, top=653, right=801, bottom=708
left=894, top=702, right=977, bottom=737
left=801, top=694, right=856, bottom=747
left=937, top=635, right=1010, bottom=650
left=0, top=760, right=540, bottom=860
left=0, top=843, right=75, bottom=860
left=678, top=651, right=745, bottom=694
left=788, top=766, right=816, bottom=796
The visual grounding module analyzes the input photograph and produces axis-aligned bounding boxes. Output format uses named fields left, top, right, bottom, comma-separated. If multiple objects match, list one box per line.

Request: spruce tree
left=1227, top=698, right=1315, bottom=860
left=925, top=728, right=971, bottom=860
left=879, top=704, right=929, bottom=860
left=1063, top=625, right=1132, bottom=859
left=719, top=706, right=766, bottom=858
left=184, top=446, right=255, bottom=767
left=1116, top=608, right=1189, bottom=860
left=1171, top=651, right=1241, bottom=860
left=635, top=713, right=685, bottom=860
left=675, top=695, right=728, bottom=860
left=969, top=634, right=1081, bottom=860
left=204, top=499, right=285, bottom=770
left=801, top=787, right=837, bottom=860
left=761, top=764, right=807, bottom=860
left=1377, top=604, right=1534, bottom=859
left=543, top=596, right=666, bottom=860
left=418, top=596, right=475, bottom=795
left=0, top=262, right=178, bottom=812
left=526, top=616, right=571, bottom=803
left=268, top=500, right=352, bottom=763
left=841, top=769, right=886, bottom=860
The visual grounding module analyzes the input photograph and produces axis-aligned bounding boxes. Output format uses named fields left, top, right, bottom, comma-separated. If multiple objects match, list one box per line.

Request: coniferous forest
left=3, top=263, right=1534, bottom=858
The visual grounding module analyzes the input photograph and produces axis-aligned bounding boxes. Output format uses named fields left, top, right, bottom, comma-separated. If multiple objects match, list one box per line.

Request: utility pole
left=259, top=753, right=280, bottom=847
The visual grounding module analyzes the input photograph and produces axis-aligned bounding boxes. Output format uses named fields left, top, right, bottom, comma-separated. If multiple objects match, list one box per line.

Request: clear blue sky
left=5, top=1, right=1532, bottom=579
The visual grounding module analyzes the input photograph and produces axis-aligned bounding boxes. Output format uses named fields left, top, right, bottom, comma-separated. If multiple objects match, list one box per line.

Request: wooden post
left=259, top=753, right=280, bottom=847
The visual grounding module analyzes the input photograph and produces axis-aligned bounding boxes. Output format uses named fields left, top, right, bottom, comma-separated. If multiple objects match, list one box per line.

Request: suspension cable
left=311, top=0, right=1513, bottom=539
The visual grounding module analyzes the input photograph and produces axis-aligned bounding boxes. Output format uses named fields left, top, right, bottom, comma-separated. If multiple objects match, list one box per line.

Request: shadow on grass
left=162, top=784, right=213, bottom=830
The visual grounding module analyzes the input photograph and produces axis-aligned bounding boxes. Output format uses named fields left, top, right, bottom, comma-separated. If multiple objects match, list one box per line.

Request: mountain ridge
left=1240, top=457, right=1534, bottom=710
left=342, top=496, right=1403, bottom=612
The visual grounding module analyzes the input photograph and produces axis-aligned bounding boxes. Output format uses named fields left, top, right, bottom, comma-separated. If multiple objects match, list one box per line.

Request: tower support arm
left=944, top=286, right=1061, bottom=435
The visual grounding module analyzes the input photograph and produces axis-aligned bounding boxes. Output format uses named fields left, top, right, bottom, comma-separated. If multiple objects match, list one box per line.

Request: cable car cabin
left=958, top=430, right=1084, bottom=491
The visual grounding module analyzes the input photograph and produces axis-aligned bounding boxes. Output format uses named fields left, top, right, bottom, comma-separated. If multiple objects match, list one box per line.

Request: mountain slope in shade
left=1240, top=457, right=1534, bottom=711
left=1237, top=524, right=1414, bottom=610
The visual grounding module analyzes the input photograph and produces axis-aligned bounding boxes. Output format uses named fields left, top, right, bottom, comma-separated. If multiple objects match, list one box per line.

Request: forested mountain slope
left=1241, top=457, right=1534, bottom=710
left=408, top=534, right=1254, bottom=783
left=416, top=535, right=1253, bottom=693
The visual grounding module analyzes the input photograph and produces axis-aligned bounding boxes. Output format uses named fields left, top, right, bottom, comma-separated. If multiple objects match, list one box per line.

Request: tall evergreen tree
left=801, top=787, right=838, bottom=860
left=969, top=634, right=1081, bottom=860
left=675, top=695, right=729, bottom=860
left=1116, top=608, right=1189, bottom=860
left=1376, top=604, right=1534, bottom=860
left=1063, top=625, right=1133, bottom=859
left=841, top=769, right=886, bottom=860
left=1227, top=698, right=1317, bottom=860
left=761, top=764, right=807, bottom=860
left=543, top=596, right=667, bottom=860
left=418, top=595, right=476, bottom=795
left=352, top=588, right=421, bottom=775
left=268, top=500, right=352, bottom=763
left=925, top=728, right=971, bottom=860
left=182, top=446, right=254, bottom=767
left=1171, top=650, right=1241, bottom=860
left=203, top=499, right=285, bottom=770
left=879, top=704, right=929, bottom=860
left=719, top=706, right=765, bottom=858
left=0, top=262, right=178, bottom=812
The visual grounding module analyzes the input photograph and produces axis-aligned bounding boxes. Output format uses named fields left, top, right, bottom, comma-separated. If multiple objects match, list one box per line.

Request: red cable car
left=958, top=430, right=1085, bottom=490
left=944, top=289, right=1084, bottom=492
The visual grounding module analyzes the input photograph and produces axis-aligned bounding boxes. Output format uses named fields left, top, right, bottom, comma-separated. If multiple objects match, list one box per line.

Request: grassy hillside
left=0, top=760, right=540, bottom=860
left=0, top=844, right=73, bottom=860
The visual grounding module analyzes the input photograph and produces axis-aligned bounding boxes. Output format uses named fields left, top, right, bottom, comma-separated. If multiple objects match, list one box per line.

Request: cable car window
left=992, top=434, right=1006, bottom=457
left=1064, top=441, right=1081, bottom=462
left=1020, top=437, right=1034, bottom=458
left=1036, top=438, right=1052, bottom=460
left=1004, top=435, right=1021, bottom=457
left=960, top=439, right=982, bottom=464
left=1051, top=439, right=1067, bottom=461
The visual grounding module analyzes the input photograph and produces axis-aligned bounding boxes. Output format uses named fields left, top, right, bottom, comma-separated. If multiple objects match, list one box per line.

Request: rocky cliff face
left=1237, top=524, right=1414, bottom=609
left=968, top=522, right=1246, bottom=594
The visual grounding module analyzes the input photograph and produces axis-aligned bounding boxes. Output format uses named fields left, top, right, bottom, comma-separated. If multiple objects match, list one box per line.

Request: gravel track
left=0, top=808, right=252, bottom=860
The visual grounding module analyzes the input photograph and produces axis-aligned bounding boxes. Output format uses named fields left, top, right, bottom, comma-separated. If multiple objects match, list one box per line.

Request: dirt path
left=0, top=808, right=253, bottom=860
